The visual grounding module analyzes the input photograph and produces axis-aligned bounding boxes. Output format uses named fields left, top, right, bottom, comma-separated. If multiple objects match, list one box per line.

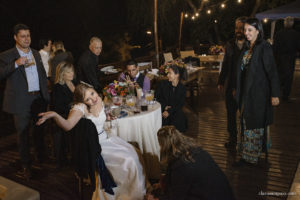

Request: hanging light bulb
left=214, top=19, right=218, bottom=23
left=191, top=16, right=195, bottom=20
left=184, top=13, right=188, bottom=18
left=263, top=18, right=268, bottom=23
left=207, top=9, right=211, bottom=14
left=221, top=3, right=226, bottom=8
left=195, top=13, right=199, bottom=17
left=237, top=0, right=242, bottom=3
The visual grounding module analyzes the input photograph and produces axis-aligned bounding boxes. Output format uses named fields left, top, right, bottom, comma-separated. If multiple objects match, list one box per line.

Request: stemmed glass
left=112, top=96, right=123, bottom=106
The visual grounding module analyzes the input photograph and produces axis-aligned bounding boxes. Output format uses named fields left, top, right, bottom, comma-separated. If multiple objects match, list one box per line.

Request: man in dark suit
left=273, top=16, right=300, bottom=102
left=217, top=17, right=247, bottom=150
left=77, top=37, right=102, bottom=92
left=0, top=24, right=49, bottom=179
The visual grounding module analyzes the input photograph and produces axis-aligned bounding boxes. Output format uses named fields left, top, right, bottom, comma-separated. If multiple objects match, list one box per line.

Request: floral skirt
left=237, top=119, right=271, bottom=164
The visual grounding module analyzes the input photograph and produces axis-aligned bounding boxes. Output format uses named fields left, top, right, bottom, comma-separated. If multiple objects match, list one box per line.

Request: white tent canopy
left=255, top=0, right=300, bottom=41
left=256, top=0, right=300, bottom=20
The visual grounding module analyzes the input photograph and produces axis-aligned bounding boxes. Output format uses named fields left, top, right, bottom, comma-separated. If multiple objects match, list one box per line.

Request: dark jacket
left=77, top=50, right=101, bottom=92
left=236, top=40, right=280, bottom=129
left=0, top=47, right=49, bottom=114
left=52, top=80, right=77, bottom=118
left=273, top=28, right=300, bottom=56
left=218, top=39, right=247, bottom=91
left=155, top=80, right=187, bottom=132
left=161, top=148, right=235, bottom=200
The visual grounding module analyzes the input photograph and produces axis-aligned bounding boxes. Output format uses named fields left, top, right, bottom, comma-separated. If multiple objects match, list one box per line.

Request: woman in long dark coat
left=155, top=65, right=188, bottom=133
left=236, top=18, right=280, bottom=165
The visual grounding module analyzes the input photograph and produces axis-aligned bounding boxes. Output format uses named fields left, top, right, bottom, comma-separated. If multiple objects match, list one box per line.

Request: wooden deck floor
left=0, top=71, right=300, bottom=200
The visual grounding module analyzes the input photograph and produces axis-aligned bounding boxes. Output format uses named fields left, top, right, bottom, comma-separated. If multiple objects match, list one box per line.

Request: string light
left=207, top=9, right=211, bottom=14
left=237, top=0, right=242, bottom=3
left=195, top=13, right=199, bottom=17
left=263, top=18, right=268, bottom=23
left=221, top=3, right=225, bottom=8
left=214, top=19, right=218, bottom=23
left=146, top=31, right=152, bottom=35
left=184, top=13, right=188, bottom=18
left=191, top=16, right=195, bottom=20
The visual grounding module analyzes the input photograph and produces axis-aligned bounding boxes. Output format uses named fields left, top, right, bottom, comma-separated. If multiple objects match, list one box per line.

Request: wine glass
left=145, top=90, right=154, bottom=105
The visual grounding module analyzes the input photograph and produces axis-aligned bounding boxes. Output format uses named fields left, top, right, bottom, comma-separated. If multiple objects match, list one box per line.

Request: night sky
left=0, top=0, right=127, bottom=62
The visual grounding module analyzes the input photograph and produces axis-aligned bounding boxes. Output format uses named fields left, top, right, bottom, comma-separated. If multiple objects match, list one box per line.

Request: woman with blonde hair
left=146, top=126, right=235, bottom=200
left=52, top=62, right=77, bottom=168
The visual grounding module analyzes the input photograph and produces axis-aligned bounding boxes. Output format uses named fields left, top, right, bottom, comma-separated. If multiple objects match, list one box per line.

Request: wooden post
left=154, top=0, right=159, bottom=67
left=178, top=12, right=184, bottom=52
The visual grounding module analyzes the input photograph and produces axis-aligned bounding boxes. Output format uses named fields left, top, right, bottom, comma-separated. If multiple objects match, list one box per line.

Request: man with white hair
left=77, top=37, right=102, bottom=92
left=273, top=17, right=300, bottom=102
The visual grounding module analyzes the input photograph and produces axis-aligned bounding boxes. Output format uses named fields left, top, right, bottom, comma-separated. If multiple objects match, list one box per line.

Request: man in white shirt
left=39, top=39, right=52, bottom=77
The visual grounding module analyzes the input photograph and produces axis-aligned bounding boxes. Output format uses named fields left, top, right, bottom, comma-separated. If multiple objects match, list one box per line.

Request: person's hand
left=15, top=56, right=28, bottom=66
left=232, top=89, right=236, bottom=97
left=162, top=111, right=169, bottom=118
left=144, top=193, right=159, bottom=200
left=36, top=111, right=56, bottom=125
left=271, top=97, right=280, bottom=106
left=125, top=75, right=135, bottom=87
left=217, top=84, right=224, bottom=93
left=165, top=106, right=171, bottom=111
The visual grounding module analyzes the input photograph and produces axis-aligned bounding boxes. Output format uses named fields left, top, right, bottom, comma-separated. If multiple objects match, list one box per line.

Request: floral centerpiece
left=159, top=59, right=186, bottom=76
left=103, top=80, right=131, bottom=99
left=209, top=45, right=224, bottom=55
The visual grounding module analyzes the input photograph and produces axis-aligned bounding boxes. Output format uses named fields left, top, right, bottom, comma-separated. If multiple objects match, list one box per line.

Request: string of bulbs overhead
left=183, top=0, right=243, bottom=22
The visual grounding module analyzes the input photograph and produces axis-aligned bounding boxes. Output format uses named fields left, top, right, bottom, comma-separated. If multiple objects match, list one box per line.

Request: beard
left=235, top=33, right=245, bottom=40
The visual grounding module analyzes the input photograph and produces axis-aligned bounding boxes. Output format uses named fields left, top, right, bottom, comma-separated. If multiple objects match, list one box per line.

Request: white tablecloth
left=105, top=102, right=162, bottom=179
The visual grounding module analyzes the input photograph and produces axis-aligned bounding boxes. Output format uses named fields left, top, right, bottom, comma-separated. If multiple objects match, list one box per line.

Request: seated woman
left=37, top=83, right=146, bottom=199
left=52, top=62, right=77, bottom=168
left=155, top=65, right=187, bottom=133
left=146, top=126, right=235, bottom=200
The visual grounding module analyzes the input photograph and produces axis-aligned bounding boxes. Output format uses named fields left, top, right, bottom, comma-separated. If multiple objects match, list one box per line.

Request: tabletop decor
left=159, top=59, right=186, bottom=76
left=103, top=80, right=131, bottom=99
left=209, top=45, right=224, bottom=55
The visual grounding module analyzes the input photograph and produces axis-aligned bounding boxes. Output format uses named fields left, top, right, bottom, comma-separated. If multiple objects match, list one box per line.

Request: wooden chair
left=180, top=50, right=195, bottom=59
left=163, top=52, right=173, bottom=62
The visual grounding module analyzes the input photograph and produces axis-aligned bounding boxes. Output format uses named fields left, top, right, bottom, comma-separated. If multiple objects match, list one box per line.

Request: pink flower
left=111, top=89, right=117, bottom=96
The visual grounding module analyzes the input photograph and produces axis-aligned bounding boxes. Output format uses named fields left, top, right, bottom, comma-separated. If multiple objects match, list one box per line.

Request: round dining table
left=105, top=102, right=162, bottom=179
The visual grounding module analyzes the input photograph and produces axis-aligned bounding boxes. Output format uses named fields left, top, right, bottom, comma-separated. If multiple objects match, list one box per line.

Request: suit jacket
left=218, top=39, right=247, bottom=92
left=0, top=47, right=49, bottom=114
left=236, top=40, right=280, bottom=129
left=77, top=50, right=101, bottom=91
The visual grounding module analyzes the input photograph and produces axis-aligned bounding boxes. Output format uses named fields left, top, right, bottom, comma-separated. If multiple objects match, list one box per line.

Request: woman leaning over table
left=235, top=18, right=280, bottom=165
left=155, top=64, right=188, bottom=133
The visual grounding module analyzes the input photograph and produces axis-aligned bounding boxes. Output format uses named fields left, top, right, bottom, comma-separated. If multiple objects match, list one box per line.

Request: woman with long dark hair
left=155, top=65, right=188, bottom=132
left=236, top=18, right=280, bottom=165
left=146, top=126, right=235, bottom=200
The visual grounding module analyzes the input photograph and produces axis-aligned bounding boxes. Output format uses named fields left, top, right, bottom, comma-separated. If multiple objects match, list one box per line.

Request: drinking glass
left=112, top=96, right=123, bottom=106
left=145, top=90, right=154, bottom=105
left=126, top=95, right=136, bottom=111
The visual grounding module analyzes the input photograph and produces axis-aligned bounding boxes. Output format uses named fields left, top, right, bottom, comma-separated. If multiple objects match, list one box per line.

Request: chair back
left=163, top=52, right=173, bottom=62
left=180, top=50, right=195, bottom=59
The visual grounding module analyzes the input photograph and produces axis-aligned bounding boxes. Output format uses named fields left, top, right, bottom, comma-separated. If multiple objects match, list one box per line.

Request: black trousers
left=13, top=95, right=47, bottom=167
left=225, top=88, right=238, bottom=142
left=277, top=54, right=296, bottom=98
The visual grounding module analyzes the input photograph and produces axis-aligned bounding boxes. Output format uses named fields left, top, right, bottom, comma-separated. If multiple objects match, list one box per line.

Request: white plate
left=101, top=65, right=114, bottom=72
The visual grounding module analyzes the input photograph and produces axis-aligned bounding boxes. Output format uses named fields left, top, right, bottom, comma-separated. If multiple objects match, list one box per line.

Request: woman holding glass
left=155, top=64, right=188, bottom=133
left=236, top=18, right=280, bottom=165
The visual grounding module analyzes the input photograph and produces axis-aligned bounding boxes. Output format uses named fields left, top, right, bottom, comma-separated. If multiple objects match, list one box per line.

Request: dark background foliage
left=0, top=0, right=297, bottom=63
